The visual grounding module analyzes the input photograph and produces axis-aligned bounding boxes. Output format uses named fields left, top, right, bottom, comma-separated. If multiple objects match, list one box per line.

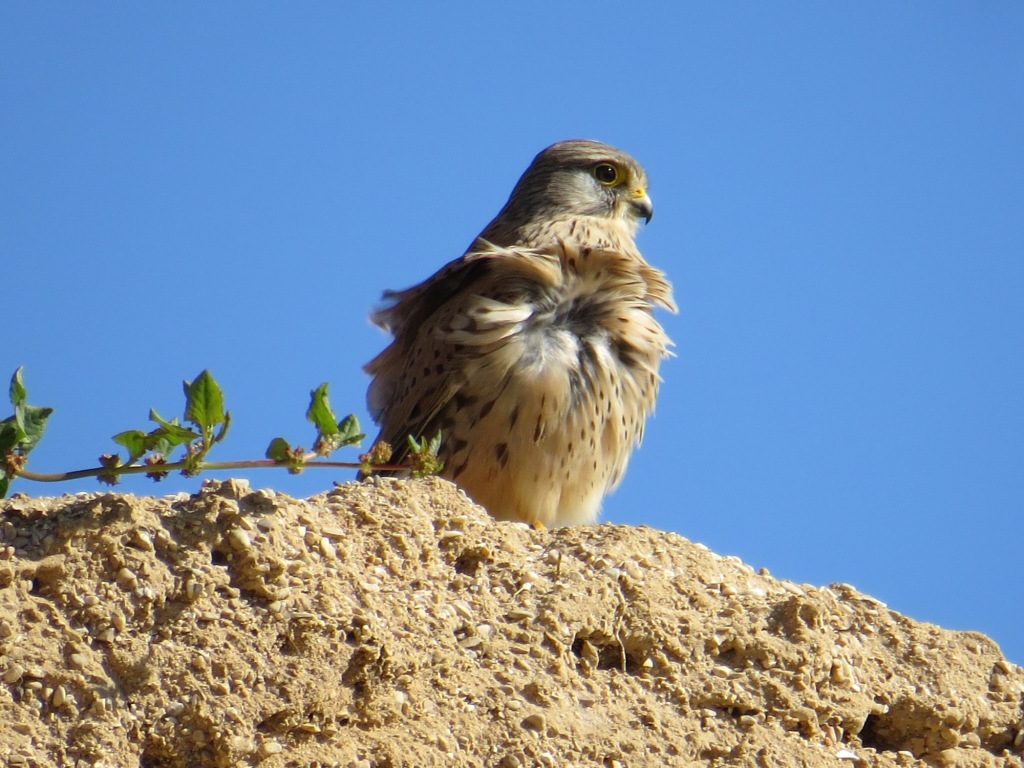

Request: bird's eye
left=593, top=163, right=619, bottom=185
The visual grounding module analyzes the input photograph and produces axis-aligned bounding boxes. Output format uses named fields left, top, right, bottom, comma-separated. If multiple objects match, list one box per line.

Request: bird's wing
left=363, top=244, right=562, bottom=470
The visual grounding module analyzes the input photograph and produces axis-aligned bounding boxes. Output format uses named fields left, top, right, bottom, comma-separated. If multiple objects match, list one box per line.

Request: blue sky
left=3, top=4, right=1022, bottom=663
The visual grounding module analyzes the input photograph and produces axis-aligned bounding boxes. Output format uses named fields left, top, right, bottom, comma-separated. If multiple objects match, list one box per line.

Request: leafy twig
left=0, top=368, right=53, bottom=497
left=1, top=368, right=439, bottom=498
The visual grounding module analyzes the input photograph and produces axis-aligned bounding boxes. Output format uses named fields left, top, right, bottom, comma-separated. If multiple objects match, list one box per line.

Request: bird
left=363, top=139, right=675, bottom=527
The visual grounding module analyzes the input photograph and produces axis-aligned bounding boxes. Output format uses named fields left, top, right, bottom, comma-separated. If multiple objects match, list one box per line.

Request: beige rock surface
left=1, top=477, right=1022, bottom=768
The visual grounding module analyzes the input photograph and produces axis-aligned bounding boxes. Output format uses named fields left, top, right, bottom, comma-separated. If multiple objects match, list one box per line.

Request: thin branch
left=15, top=460, right=415, bottom=484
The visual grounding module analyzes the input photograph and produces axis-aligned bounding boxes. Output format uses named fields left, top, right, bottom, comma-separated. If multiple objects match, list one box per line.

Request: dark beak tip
left=631, top=197, right=654, bottom=224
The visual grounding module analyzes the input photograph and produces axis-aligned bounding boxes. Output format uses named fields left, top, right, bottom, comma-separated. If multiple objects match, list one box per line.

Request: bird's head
left=501, top=140, right=653, bottom=235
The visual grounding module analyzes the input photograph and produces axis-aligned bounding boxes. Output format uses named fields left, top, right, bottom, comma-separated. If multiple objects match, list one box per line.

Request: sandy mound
left=1, top=478, right=1022, bottom=767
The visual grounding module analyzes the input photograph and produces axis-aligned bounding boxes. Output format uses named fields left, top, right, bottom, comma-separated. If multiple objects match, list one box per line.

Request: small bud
left=98, top=454, right=123, bottom=486
left=360, top=441, right=394, bottom=474
left=144, top=453, right=169, bottom=481
left=3, top=450, right=27, bottom=477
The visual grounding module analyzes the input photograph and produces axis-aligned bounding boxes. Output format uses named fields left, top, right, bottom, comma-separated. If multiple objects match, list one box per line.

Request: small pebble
left=227, top=529, right=251, bottom=551
left=522, top=713, right=546, bottom=731
left=259, top=739, right=283, bottom=756
left=3, top=663, right=25, bottom=684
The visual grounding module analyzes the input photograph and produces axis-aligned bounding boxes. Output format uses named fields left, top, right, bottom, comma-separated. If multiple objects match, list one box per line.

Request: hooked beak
left=629, top=189, right=654, bottom=224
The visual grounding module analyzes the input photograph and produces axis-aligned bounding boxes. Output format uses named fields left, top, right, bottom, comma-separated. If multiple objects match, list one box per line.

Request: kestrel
left=363, top=140, right=675, bottom=526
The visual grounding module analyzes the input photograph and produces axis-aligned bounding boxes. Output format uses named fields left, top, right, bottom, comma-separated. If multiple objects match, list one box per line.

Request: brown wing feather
left=363, top=244, right=564, bottom=472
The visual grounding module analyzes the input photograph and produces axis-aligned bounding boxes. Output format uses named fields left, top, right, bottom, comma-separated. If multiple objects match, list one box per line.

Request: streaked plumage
left=364, top=140, right=675, bottom=526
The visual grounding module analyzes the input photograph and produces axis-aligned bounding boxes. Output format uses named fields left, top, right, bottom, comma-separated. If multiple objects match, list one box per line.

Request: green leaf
left=306, top=383, right=338, bottom=437
left=4, top=371, right=52, bottom=453
left=212, top=411, right=231, bottom=445
left=113, top=430, right=148, bottom=464
left=336, top=414, right=364, bottom=448
left=265, top=437, right=292, bottom=462
left=0, top=419, right=23, bottom=455
left=143, top=427, right=175, bottom=457
left=9, top=367, right=27, bottom=408
left=183, top=370, right=225, bottom=430
left=149, top=409, right=200, bottom=447
left=14, top=404, right=53, bottom=452
left=308, top=385, right=365, bottom=456
left=0, top=475, right=9, bottom=498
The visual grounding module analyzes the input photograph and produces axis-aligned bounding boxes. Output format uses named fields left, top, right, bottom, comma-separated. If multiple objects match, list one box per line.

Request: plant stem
left=15, top=460, right=415, bottom=483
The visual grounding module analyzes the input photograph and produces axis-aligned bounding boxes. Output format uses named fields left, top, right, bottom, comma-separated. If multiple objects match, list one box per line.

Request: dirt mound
left=1, top=478, right=1022, bottom=767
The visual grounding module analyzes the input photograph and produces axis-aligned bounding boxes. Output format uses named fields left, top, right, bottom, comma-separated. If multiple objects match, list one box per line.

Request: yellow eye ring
left=593, top=163, right=619, bottom=186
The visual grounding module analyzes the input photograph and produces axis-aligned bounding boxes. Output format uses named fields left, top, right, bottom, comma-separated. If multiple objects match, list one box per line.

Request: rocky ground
left=1, top=477, right=1022, bottom=767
